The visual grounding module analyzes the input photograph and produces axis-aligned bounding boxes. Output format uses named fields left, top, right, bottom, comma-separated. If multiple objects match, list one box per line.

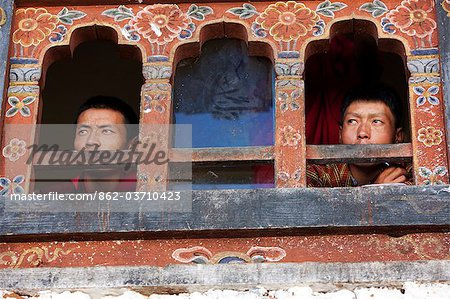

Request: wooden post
left=274, top=56, right=306, bottom=187
left=136, top=59, right=172, bottom=191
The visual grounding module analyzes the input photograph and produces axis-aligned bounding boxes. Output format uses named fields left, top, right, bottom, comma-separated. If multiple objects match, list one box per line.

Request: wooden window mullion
left=274, top=58, right=306, bottom=187
left=137, top=61, right=172, bottom=191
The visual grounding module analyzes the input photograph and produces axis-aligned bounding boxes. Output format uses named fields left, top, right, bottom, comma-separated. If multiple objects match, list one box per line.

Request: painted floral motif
left=0, top=175, right=25, bottom=196
left=386, top=0, right=436, bottom=39
left=2, top=138, right=27, bottom=162
left=417, top=127, right=443, bottom=147
left=255, top=1, right=319, bottom=42
left=5, top=96, right=36, bottom=117
left=280, top=125, right=301, bottom=146
left=443, top=0, right=450, bottom=15
left=103, top=4, right=212, bottom=50
left=130, top=4, right=190, bottom=45
left=277, top=170, right=301, bottom=183
left=418, top=166, right=448, bottom=185
left=172, top=246, right=286, bottom=264
left=278, top=90, right=300, bottom=112
left=414, top=85, right=439, bottom=106
left=13, top=8, right=59, bottom=47
left=13, top=7, right=86, bottom=47
left=143, top=94, right=167, bottom=113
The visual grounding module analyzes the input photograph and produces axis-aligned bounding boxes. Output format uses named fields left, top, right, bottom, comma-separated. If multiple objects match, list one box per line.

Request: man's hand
left=373, top=166, right=408, bottom=184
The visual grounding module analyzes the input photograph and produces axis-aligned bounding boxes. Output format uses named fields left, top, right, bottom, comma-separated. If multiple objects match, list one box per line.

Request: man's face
left=74, top=108, right=128, bottom=151
left=340, top=100, right=403, bottom=145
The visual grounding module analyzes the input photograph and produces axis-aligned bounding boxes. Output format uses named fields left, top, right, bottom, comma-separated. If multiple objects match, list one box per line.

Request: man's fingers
left=375, top=167, right=407, bottom=184
left=391, top=175, right=407, bottom=183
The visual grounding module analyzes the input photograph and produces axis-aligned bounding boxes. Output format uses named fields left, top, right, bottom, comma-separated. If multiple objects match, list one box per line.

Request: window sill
left=0, top=185, right=448, bottom=238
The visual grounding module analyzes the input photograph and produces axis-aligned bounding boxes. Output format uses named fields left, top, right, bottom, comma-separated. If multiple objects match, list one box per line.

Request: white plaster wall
left=1, top=283, right=450, bottom=299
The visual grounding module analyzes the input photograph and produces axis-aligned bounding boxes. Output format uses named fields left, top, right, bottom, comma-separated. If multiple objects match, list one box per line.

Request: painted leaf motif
left=317, top=9, right=335, bottom=17
left=118, top=5, right=133, bottom=15
left=8, top=96, right=19, bottom=106
left=13, top=186, right=24, bottom=194
left=102, top=7, right=133, bottom=22
left=115, top=15, right=132, bottom=22
left=416, top=96, right=426, bottom=106
left=428, top=96, right=439, bottom=105
left=240, top=11, right=257, bottom=19
left=433, top=166, right=448, bottom=176
left=197, top=6, right=213, bottom=14
left=372, top=9, right=386, bottom=17
left=0, top=188, right=9, bottom=196
left=190, top=12, right=205, bottom=21
left=428, top=85, right=439, bottom=95
left=413, top=86, right=425, bottom=95
left=22, top=96, right=35, bottom=105
left=360, top=0, right=388, bottom=16
left=317, top=0, right=332, bottom=10
left=228, top=8, right=245, bottom=15
left=330, top=3, right=347, bottom=10
left=243, top=3, right=257, bottom=11
left=20, top=106, right=31, bottom=117
left=13, top=175, right=24, bottom=184
left=0, top=178, right=10, bottom=188
left=422, top=179, right=431, bottom=185
left=57, top=7, right=69, bottom=17
left=58, top=8, right=86, bottom=25
left=6, top=107, right=18, bottom=117
left=374, top=0, right=388, bottom=9
left=418, top=167, right=432, bottom=178
left=187, top=4, right=198, bottom=15
left=360, top=3, right=377, bottom=12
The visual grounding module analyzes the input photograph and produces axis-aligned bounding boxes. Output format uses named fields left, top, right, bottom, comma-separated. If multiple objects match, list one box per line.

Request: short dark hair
left=76, top=96, right=138, bottom=125
left=341, top=83, right=403, bottom=128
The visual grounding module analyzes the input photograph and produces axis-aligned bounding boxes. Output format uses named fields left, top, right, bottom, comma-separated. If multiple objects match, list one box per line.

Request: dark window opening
left=304, top=20, right=410, bottom=145
left=172, top=38, right=274, bottom=148
left=34, top=26, right=143, bottom=193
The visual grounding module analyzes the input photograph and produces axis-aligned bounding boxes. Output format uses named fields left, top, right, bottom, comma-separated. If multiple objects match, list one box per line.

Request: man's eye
left=373, top=119, right=383, bottom=124
left=77, top=130, right=88, bottom=135
left=102, top=129, right=114, bottom=135
left=347, top=119, right=357, bottom=124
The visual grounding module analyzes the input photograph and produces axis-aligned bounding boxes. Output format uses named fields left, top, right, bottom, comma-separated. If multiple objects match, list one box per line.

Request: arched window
left=170, top=24, right=275, bottom=189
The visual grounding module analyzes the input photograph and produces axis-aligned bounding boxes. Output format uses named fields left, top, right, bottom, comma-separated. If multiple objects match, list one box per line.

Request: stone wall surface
left=1, top=283, right=450, bottom=299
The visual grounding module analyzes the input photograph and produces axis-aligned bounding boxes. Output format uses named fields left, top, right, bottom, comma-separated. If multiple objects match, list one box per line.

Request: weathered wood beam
left=0, top=261, right=448, bottom=291
left=306, top=143, right=412, bottom=164
left=31, top=144, right=412, bottom=166
left=0, top=185, right=448, bottom=236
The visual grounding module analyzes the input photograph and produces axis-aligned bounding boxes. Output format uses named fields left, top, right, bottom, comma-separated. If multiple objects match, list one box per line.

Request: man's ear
left=395, top=127, right=404, bottom=143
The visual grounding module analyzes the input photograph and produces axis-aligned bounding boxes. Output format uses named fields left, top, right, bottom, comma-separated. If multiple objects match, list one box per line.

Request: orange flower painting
left=386, top=0, right=436, bottom=38
left=256, top=1, right=319, bottom=42
left=130, top=4, right=190, bottom=45
left=13, top=8, right=58, bottom=47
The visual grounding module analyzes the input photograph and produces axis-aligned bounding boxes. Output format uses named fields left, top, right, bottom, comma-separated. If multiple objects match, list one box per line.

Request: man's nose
left=357, top=122, right=370, bottom=139
left=85, top=131, right=101, bottom=149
